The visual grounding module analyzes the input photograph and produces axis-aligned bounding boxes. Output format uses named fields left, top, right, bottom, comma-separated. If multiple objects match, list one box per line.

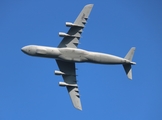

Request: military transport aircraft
left=21, top=4, right=136, bottom=110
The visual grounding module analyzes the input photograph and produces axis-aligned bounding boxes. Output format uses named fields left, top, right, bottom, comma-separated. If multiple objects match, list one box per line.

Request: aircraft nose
left=21, top=46, right=30, bottom=54
left=21, top=45, right=37, bottom=55
left=21, top=46, right=27, bottom=53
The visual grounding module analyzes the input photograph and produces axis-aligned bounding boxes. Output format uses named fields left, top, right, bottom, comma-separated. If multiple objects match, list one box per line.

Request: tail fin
left=123, top=47, right=136, bottom=80
left=124, top=47, right=135, bottom=61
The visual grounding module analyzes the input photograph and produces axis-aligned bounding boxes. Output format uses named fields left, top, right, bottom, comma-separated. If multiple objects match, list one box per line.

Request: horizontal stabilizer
left=123, top=47, right=136, bottom=80
left=123, top=64, right=132, bottom=80
left=124, top=47, right=135, bottom=61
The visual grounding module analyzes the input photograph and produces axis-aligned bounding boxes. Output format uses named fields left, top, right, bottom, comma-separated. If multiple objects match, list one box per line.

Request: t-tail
left=123, top=47, right=136, bottom=80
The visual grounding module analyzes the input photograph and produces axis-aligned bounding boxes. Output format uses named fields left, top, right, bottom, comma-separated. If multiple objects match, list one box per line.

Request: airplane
left=21, top=4, right=136, bottom=110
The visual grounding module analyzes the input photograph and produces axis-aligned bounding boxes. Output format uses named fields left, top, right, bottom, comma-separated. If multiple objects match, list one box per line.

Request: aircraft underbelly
left=94, top=54, right=100, bottom=62
left=87, top=52, right=124, bottom=64
left=99, top=54, right=124, bottom=64
left=58, top=48, right=88, bottom=62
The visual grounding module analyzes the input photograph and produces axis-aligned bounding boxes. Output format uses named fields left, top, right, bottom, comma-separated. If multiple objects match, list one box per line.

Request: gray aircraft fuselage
left=21, top=45, right=135, bottom=65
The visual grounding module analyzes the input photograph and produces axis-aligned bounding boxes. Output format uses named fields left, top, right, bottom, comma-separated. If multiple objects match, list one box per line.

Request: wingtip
left=74, top=105, right=82, bottom=111
left=132, top=47, right=136, bottom=49
left=77, top=107, right=82, bottom=111
left=128, top=77, right=132, bottom=80
left=85, top=4, right=94, bottom=7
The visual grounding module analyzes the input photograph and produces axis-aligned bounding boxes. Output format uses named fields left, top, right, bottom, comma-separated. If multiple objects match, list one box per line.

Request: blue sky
left=0, top=0, right=162, bottom=120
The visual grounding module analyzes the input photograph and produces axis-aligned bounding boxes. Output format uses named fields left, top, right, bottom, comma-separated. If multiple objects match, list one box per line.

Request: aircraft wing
left=58, top=4, right=94, bottom=48
left=56, top=60, right=82, bottom=110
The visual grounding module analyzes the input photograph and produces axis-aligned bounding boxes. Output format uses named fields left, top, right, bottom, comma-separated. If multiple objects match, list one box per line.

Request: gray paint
left=58, top=4, right=93, bottom=48
left=21, top=4, right=136, bottom=110
left=21, top=45, right=135, bottom=65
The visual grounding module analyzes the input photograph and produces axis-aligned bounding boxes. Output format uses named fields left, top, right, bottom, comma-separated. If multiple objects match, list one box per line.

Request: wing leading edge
left=58, top=4, right=94, bottom=48
left=56, top=4, right=94, bottom=110
left=56, top=60, right=82, bottom=110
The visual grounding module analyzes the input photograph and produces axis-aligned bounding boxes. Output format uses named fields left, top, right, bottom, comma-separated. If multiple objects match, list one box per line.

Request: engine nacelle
left=58, top=32, right=81, bottom=38
left=59, top=82, right=68, bottom=87
left=65, top=22, right=84, bottom=27
left=65, top=22, right=74, bottom=27
left=59, top=82, right=78, bottom=87
left=58, top=32, right=70, bottom=37
left=54, top=70, right=65, bottom=75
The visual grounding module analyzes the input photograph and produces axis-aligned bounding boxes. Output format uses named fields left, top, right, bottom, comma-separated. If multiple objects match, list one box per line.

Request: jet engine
left=54, top=70, right=65, bottom=75
left=65, top=22, right=84, bottom=27
left=59, top=82, right=78, bottom=87
left=58, top=32, right=70, bottom=37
